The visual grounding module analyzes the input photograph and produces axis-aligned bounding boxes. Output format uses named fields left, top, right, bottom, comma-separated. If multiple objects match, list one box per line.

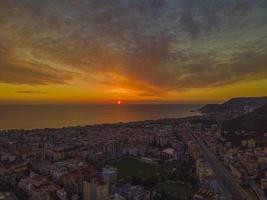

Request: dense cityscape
left=1, top=97, right=267, bottom=200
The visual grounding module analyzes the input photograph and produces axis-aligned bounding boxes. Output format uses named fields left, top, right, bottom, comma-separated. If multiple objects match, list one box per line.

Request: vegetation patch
left=154, top=182, right=195, bottom=200
left=110, top=157, right=163, bottom=180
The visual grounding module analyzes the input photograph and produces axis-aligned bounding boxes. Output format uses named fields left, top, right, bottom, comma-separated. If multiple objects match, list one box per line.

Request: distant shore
left=0, top=115, right=203, bottom=133
left=0, top=104, right=203, bottom=131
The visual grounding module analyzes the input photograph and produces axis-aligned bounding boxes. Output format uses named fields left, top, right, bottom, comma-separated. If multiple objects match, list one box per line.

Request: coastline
left=0, top=115, right=202, bottom=132
left=0, top=104, right=203, bottom=131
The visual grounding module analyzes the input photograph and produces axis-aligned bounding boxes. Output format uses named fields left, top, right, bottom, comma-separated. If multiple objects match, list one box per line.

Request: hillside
left=222, top=104, right=267, bottom=132
left=220, top=96, right=267, bottom=109
left=199, top=96, right=267, bottom=113
left=252, top=104, right=267, bottom=115
left=198, top=104, right=220, bottom=113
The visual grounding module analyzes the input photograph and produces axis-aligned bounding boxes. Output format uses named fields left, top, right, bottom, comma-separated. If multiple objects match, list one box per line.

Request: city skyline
left=1, top=0, right=267, bottom=104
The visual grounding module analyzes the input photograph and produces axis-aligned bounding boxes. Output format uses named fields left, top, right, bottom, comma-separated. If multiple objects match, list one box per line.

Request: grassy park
left=110, top=157, right=163, bottom=180
left=155, top=182, right=195, bottom=200
left=110, top=157, right=195, bottom=199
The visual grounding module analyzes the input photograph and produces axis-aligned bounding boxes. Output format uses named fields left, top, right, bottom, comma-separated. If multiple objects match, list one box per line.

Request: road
left=191, top=132, right=251, bottom=200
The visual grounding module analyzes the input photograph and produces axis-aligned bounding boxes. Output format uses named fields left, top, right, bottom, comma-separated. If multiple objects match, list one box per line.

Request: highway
left=190, top=132, right=252, bottom=200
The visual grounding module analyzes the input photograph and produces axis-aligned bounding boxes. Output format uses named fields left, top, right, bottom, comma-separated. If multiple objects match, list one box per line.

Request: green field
left=156, top=182, right=195, bottom=200
left=110, top=157, right=163, bottom=180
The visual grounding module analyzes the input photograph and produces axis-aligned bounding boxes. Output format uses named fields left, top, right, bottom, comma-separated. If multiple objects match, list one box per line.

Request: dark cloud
left=16, top=90, right=46, bottom=94
left=0, top=44, right=77, bottom=85
left=0, top=60, right=76, bottom=85
left=172, top=50, right=267, bottom=89
left=0, top=0, right=266, bottom=95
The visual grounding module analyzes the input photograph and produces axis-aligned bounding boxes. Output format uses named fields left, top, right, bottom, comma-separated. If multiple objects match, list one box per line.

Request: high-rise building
left=96, top=183, right=109, bottom=200
left=103, top=141, right=120, bottom=160
left=101, top=167, right=118, bottom=193
left=83, top=180, right=92, bottom=200
left=83, top=178, right=109, bottom=200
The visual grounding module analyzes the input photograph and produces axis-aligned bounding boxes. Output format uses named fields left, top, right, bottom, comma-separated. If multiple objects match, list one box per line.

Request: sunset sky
left=0, top=0, right=267, bottom=104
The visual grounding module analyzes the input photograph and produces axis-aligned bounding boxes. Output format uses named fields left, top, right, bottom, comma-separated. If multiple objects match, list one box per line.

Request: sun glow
left=117, top=100, right=122, bottom=105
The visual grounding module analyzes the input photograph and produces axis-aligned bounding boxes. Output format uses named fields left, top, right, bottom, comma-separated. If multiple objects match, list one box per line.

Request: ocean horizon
left=0, top=104, right=202, bottom=130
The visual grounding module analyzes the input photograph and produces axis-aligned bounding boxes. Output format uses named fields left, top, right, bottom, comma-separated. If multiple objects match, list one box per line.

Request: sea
left=0, top=104, right=203, bottom=130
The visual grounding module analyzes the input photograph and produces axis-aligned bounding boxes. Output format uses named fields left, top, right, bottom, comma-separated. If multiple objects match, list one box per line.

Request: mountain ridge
left=200, top=96, right=267, bottom=113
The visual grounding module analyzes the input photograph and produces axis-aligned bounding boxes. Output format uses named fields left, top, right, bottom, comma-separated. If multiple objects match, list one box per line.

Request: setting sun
left=117, top=100, right=122, bottom=105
